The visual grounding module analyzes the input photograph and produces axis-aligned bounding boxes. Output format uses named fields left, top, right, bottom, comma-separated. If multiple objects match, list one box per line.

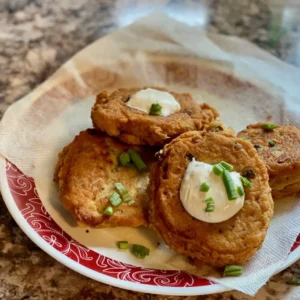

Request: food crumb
left=86, top=230, right=89, bottom=233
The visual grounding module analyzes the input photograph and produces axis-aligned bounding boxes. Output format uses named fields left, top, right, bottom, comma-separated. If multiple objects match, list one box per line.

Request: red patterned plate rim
left=1, top=158, right=300, bottom=296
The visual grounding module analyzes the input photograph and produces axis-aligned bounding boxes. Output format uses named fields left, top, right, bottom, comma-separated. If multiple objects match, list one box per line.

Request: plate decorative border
left=5, top=160, right=211, bottom=288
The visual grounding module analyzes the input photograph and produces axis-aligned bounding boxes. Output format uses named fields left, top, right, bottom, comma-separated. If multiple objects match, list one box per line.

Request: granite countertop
left=1, top=0, right=300, bottom=299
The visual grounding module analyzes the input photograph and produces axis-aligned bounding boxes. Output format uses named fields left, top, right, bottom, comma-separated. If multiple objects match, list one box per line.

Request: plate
left=1, top=56, right=300, bottom=295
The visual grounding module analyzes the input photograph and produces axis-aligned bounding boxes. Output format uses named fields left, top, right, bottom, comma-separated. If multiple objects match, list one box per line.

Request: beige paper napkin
left=1, top=13, right=300, bottom=296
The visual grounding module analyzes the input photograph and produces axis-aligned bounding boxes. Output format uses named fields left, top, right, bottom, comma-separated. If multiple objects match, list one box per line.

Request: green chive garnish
left=117, top=241, right=129, bottom=249
left=241, top=176, right=252, bottom=188
left=149, top=103, right=162, bottom=116
left=220, top=161, right=233, bottom=172
left=212, top=164, right=224, bottom=176
left=237, top=186, right=245, bottom=196
left=114, top=183, right=132, bottom=202
left=103, top=206, right=113, bottom=216
left=262, top=123, right=277, bottom=130
left=122, top=191, right=132, bottom=202
left=205, top=197, right=214, bottom=203
left=205, top=206, right=215, bottom=212
left=109, top=192, right=122, bottom=207
left=268, top=140, right=276, bottom=147
left=223, top=265, right=243, bottom=277
left=200, top=182, right=210, bottom=192
left=205, top=197, right=215, bottom=212
left=128, top=149, right=147, bottom=171
left=286, top=279, right=300, bottom=286
left=119, top=152, right=130, bottom=166
left=115, top=182, right=125, bottom=192
left=128, top=200, right=135, bottom=205
left=222, top=170, right=238, bottom=200
left=131, top=244, right=150, bottom=259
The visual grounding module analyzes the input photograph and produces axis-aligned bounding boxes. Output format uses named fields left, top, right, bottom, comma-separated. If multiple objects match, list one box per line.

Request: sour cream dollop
left=126, top=88, right=181, bottom=116
left=180, top=159, right=244, bottom=223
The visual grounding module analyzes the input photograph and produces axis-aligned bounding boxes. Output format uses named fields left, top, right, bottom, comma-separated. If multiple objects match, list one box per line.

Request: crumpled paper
left=1, top=13, right=300, bottom=296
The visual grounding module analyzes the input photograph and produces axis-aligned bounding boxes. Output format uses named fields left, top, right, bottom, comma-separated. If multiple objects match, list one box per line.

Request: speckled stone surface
left=1, top=0, right=300, bottom=299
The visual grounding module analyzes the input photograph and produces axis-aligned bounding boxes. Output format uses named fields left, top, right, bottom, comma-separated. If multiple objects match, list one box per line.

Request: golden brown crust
left=238, top=123, right=300, bottom=198
left=272, top=181, right=300, bottom=199
left=203, top=120, right=236, bottom=136
left=148, top=131, right=273, bottom=267
left=54, top=144, right=71, bottom=184
left=54, top=129, right=157, bottom=228
left=91, top=87, right=219, bottom=146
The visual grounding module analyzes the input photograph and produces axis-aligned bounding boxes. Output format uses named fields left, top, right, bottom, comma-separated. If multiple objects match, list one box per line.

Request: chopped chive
left=223, top=265, right=243, bottom=277
left=268, top=140, right=276, bottom=147
left=149, top=103, right=162, bottom=116
left=119, top=152, right=130, bottom=166
left=222, top=170, right=238, bottom=200
left=200, top=182, right=210, bottom=192
left=114, top=182, right=132, bottom=202
left=286, top=279, right=300, bottom=286
left=115, top=182, right=125, bottom=192
left=205, top=206, right=215, bottom=212
left=205, top=197, right=215, bottom=212
left=220, top=161, right=233, bottom=172
left=237, top=186, right=245, bottom=196
left=206, top=203, right=215, bottom=208
left=103, top=206, right=113, bottom=216
left=205, top=197, right=214, bottom=203
left=262, top=123, right=277, bottom=130
left=122, top=191, right=132, bottom=202
left=128, top=200, right=135, bottom=205
left=128, top=149, right=147, bottom=171
left=241, top=176, right=252, bottom=188
left=117, top=241, right=129, bottom=249
left=131, top=244, right=150, bottom=259
left=109, top=192, right=122, bottom=207
left=212, top=164, right=224, bottom=176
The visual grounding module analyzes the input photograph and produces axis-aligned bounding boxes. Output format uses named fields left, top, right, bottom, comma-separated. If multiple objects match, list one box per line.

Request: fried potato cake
left=148, top=130, right=273, bottom=267
left=238, top=123, right=300, bottom=199
left=54, top=129, right=156, bottom=228
left=91, top=87, right=219, bottom=146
